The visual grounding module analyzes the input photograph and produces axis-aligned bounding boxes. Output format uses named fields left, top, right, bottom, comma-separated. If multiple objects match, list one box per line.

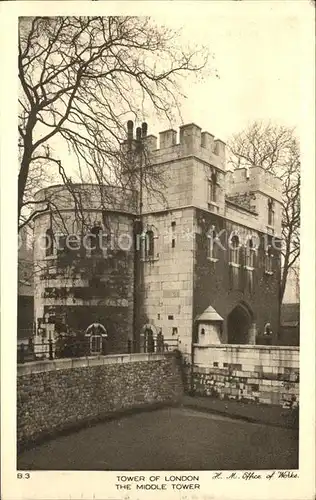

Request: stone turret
left=225, top=167, right=283, bottom=237
left=32, top=183, right=137, bottom=356
left=226, top=167, right=282, bottom=203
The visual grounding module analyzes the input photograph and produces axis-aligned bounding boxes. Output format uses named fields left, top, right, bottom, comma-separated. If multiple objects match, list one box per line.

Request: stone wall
left=141, top=208, right=195, bottom=354
left=226, top=193, right=257, bottom=213
left=225, top=167, right=282, bottom=237
left=191, top=159, right=226, bottom=216
left=225, top=167, right=282, bottom=204
left=17, top=352, right=183, bottom=449
left=190, top=345, right=299, bottom=407
left=33, top=191, right=136, bottom=352
left=17, top=295, right=34, bottom=340
left=193, top=208, right=281, bottom=342
left=141, top=124, right=226, bottom=216
left=142, top=157, right=195, bottom=213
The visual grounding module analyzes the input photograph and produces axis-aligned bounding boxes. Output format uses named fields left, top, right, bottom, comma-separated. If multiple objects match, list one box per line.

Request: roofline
left=34, top=183, right=136, bottom=199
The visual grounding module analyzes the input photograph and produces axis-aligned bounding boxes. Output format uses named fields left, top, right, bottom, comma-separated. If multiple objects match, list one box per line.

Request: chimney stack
left=127, top=120, right=134, bottom=144
left=141, top=122, right=148, bottom=138
left=136, top=127, right=142, bottom=141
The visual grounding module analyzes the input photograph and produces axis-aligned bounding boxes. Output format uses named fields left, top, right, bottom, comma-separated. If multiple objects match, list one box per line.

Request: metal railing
left=17, top=339, right=55, bottom=363
left=127, top=336, right=179, bottom=354
left=17, top=335, right=179, bottom=364
left=17, top=329, right=34, bottom=343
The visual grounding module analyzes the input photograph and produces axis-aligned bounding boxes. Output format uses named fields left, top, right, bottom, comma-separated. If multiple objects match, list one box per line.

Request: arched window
left=207, top=228, right=218, bottom=260
left=145, top=230, right=154, bottom=258
left=139, top=227, right=157, bottom=261
left=265, top=246, right=274, bottom=274
left=45, top=229, right=54, bottom=257
left=229, top=235, right=240, bottom=265
left=268, top=199, right=275, bottom=226
left=244, top=238, right=256, bottom=293
left=245, top=238, right=255, bottom=268
left=140, top=229, right=155, bottom=260
left=85, top=323, right=107, bottom=355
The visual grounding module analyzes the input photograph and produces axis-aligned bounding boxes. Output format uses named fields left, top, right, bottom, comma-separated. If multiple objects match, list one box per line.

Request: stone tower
left=32, top=183, right=137, bottom=353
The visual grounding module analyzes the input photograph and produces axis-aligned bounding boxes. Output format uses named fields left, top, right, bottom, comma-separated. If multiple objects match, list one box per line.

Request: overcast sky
left=14, top=1, right=313, bottom=181
left=148, top=3, right=305, bottom=143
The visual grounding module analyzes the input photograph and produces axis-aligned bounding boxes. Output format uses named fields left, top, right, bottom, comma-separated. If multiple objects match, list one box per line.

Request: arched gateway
left=227, top=302, right=254, bottom=344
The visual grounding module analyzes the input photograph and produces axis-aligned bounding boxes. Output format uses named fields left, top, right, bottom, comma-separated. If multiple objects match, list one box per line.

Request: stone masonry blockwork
left=29, top=122, right=285, bottom=355
left=17, top=353, right=184, bottom=449
left=193, top=208, right=281, bottom=342
left=190, top=345, right=299, bottom=407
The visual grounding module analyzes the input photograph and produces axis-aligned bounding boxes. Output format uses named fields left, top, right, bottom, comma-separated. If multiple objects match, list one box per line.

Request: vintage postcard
left=0, top=1, right=315, bottom=499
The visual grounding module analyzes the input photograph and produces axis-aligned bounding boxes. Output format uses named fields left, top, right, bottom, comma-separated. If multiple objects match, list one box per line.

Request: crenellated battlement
left=123, top=122, right=226, bottom=172
left=226, top=166, right=282, bottom=203
left=146, top=123, right=225, bottom=159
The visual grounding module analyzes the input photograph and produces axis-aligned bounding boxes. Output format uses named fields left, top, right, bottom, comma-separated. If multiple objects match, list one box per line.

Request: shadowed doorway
left=227, top=303, right=253, bottom=344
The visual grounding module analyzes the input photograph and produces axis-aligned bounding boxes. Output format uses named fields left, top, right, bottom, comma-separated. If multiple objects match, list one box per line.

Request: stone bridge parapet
left=17, top=352, right=183, bottom=450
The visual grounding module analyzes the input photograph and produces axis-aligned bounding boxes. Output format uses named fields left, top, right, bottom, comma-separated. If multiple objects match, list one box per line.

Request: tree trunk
left=280, top=255, right=290, bottom=304
left=18, top=114, right=36, bottom=226
left=18, top=155, right=31, bottom=224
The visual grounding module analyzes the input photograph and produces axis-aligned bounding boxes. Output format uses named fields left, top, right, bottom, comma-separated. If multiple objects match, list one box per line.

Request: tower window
left=145, top=230, right=155, bottom=258
left=207, top=228, right=217, bottom=260
left=45, top=229, right=54, bottom=257
left=141, top=230, right=155, bottom=259
left=245, top=238, right=255, bottom=268
left=265, top=246, right=274, bottom=274
left=168, top=315, right=174, bottom=320
left=172, top=238, right=175, bottom=248
left=229, top=234, right=240, bottom=289
left=229, top=235, right=240, bottom=265
left=208, top=171, right=217, bottom=203
left=268, top=199, right=275, bottom=226
left=244, top=238, right=255, bottom=293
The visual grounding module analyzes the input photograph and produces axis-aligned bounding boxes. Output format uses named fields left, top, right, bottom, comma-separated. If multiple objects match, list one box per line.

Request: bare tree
left=18, top=153, right=56, bottom=231
left=279, top=138, right=300, bottom=303
left=228, top=121, right=300, bottom=303
left=18, top=16, right=210, bottom=230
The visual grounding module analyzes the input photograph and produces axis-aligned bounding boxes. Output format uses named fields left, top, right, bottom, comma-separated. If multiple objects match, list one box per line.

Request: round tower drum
left=32, top=184, right=137, bottom=354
